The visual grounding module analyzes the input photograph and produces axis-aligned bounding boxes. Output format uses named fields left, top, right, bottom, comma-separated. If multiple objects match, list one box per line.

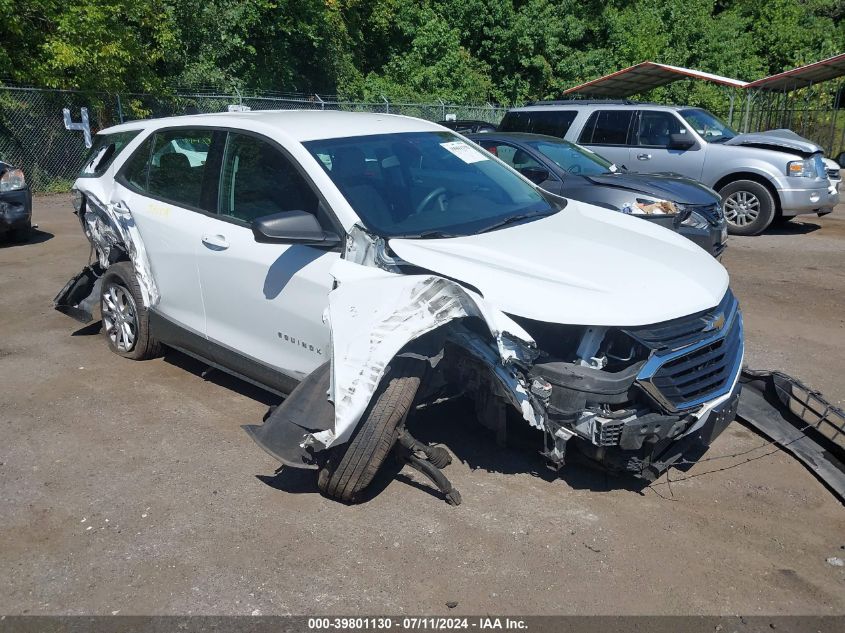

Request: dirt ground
left=1, top=194, right=843, bottom=616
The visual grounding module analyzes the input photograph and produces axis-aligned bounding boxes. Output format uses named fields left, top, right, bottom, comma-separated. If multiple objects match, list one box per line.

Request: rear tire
left=318, top=357, right=422, bottom=503
left=720, top=180, right=776, bottom=236
left=100, top=261, right=162, bottom=360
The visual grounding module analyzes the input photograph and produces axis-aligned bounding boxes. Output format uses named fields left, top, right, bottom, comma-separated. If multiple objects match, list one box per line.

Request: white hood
left=388, top=200, right=729, bottom=327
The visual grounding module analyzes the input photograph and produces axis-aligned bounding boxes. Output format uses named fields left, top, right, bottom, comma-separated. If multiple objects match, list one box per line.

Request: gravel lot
left=1, top=194, right=843, bottom=615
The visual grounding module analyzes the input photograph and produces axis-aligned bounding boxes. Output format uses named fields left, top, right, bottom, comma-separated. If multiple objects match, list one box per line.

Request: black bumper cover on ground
left=737, top=369, right=845, bottom=503
left=53, top=263, right=104, bottom=323
left=242, top=362, right=333, bottom=470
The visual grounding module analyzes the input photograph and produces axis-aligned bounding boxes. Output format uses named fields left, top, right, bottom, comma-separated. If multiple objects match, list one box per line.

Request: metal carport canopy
left=563, top=61, right=748, bottom=97
left=745, top=53, right=845, bottom=91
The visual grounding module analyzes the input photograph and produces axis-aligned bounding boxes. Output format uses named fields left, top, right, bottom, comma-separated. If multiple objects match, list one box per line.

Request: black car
left=468, top=132, right=727, bottom=257
left=0, top=161, right=32, bottom=242
left=437, top=119, right=498, bottom=134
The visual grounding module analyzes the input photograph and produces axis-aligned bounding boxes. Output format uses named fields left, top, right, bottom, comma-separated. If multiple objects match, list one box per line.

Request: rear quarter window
left=78, top=131, right=140, bottom=178
left=499, top=110, right=577, bottom=138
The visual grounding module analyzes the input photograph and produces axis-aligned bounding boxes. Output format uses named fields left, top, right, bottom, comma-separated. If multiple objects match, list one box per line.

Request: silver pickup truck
left=500, top=102, right=840, bottom=235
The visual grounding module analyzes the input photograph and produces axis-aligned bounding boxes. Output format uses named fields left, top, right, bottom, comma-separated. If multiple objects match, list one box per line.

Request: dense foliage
left=1, top=0, right=842, bottom=106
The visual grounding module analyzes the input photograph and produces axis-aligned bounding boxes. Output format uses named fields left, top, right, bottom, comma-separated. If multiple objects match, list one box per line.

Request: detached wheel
left=100, top=261, right=161, bottom=360
left=318, top=357, right=422, bottom=503
left=720, top=180, right=776, bottom=236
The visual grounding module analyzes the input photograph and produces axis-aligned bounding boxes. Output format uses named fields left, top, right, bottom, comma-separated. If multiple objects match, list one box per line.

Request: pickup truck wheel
left=318, top=357, right=422, bottom=503
left=720, top=180, right=776, bottom=236
left=100, top=261, right=162, bottom=360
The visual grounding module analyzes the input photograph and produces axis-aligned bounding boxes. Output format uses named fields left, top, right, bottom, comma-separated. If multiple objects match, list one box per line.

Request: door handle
left=201, top=234, right=229, bottom=250
left=636, top=153, right=652, bottom=161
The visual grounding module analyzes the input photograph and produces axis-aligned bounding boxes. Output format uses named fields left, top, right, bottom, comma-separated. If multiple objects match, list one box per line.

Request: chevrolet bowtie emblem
left=703, top=311, right=726, bottom=332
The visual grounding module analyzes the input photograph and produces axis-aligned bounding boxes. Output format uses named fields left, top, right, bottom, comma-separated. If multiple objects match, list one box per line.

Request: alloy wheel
left=724, top=191, right=761, bottom=228
left=101, top=284, right=138, bottom=352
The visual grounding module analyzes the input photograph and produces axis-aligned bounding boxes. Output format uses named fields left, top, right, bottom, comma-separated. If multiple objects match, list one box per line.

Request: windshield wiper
left=409, top=230, right=461, bottom=239
left=479, top=210, right=556, bottom=234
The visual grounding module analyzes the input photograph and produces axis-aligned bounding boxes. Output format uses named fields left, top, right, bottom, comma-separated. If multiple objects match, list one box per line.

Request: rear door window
left=78, top=131, right=140, bottom=177
left=578, top=110, right=635, bottom=145
left=146, top=129, right=217, bottom=210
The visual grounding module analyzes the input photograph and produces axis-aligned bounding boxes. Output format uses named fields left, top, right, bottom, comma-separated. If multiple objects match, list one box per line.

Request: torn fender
left=82, top=194, right=159, bottom=307
left=307, top=259, right=541, bottom=450
left=55, top=193, right=159, bottom=321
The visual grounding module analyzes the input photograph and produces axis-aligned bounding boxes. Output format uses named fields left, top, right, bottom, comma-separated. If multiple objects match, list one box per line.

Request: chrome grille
left=626, top=290, right=735, bottom=352
left=634, top=293, right=744, bottom=413
left=827, top=168, right=841, bottom=181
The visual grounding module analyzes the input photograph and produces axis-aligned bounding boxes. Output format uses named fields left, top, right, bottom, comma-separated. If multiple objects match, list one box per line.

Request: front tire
left=318, top=357, right=422, bottom=503
left=720, top=180, right=776, bottom=236
left=100, top=261, right=161, bottom=360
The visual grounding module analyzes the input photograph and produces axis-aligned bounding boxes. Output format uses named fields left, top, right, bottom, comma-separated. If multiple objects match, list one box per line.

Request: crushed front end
left=517, top=290, right=744, bottom=480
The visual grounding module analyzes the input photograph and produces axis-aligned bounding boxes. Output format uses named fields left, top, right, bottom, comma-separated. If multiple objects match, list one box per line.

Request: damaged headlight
left=0, top=168, right=26, bottom=192
left=499, top=331, right=539, bottom=367
left=680, top=210, right=709, bottom=229
left=620, top=198, right=679, bottom=216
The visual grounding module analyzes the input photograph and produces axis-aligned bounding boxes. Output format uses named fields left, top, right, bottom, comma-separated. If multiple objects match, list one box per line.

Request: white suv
left=57, top=111, right=743, bottom=504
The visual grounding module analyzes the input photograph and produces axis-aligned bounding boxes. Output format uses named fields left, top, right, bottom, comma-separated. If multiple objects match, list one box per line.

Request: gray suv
left=500, top=101, right=840, bottom=235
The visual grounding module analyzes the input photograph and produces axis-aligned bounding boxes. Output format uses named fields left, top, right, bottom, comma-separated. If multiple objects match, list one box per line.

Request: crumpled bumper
left=0, top=187, right=32, bottom=231
left=573, top=381, right=741, bottom=481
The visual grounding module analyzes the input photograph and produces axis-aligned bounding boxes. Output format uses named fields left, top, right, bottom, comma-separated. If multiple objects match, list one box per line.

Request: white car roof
left=99, top=110, right=444, bottom=141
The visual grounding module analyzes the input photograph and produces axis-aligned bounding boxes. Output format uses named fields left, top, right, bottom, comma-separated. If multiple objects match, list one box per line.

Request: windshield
left=679, top=109, right=737, bottom=143
left=304, top=131, right=558, bottom=238
left=527, top=138, right=614, bottom=176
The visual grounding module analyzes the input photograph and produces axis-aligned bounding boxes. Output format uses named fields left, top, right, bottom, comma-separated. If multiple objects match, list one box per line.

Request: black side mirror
left=251, top=210, right=340, bottom=246
left=668, top=133, right=696, bottom=150
left=836, top=151, right=845, bottom=169
left=520, top=166, right=551, bottom=184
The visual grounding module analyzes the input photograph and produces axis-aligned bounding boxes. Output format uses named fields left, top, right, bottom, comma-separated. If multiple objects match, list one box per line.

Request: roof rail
left=525, top=98, right=645, bottom=106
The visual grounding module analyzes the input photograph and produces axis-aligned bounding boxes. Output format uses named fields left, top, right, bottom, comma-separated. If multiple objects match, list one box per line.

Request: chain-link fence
left=714, top=88, right=845, bottom=160
left=0, top=85, right=507, bottom=192
left=4, top=84, right=841, bottom=193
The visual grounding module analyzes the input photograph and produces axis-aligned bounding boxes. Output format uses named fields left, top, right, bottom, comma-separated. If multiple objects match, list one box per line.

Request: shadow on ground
left=163, top=349, right=282, bottom=408
left=0, top=228, right=54, bottom=248
left=764, top=220, right=821, bottom=235
left=254, top=397, right=653, bottom=505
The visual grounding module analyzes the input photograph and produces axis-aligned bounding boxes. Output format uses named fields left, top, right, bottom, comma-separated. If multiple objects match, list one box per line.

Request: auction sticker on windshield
left=441, top=140, right=488, bottom=164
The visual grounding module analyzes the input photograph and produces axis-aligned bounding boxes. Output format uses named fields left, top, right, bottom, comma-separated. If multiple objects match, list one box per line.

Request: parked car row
left=57, top=110, right=745, bottom=504
left=497, top=100, right=840, bottom=235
